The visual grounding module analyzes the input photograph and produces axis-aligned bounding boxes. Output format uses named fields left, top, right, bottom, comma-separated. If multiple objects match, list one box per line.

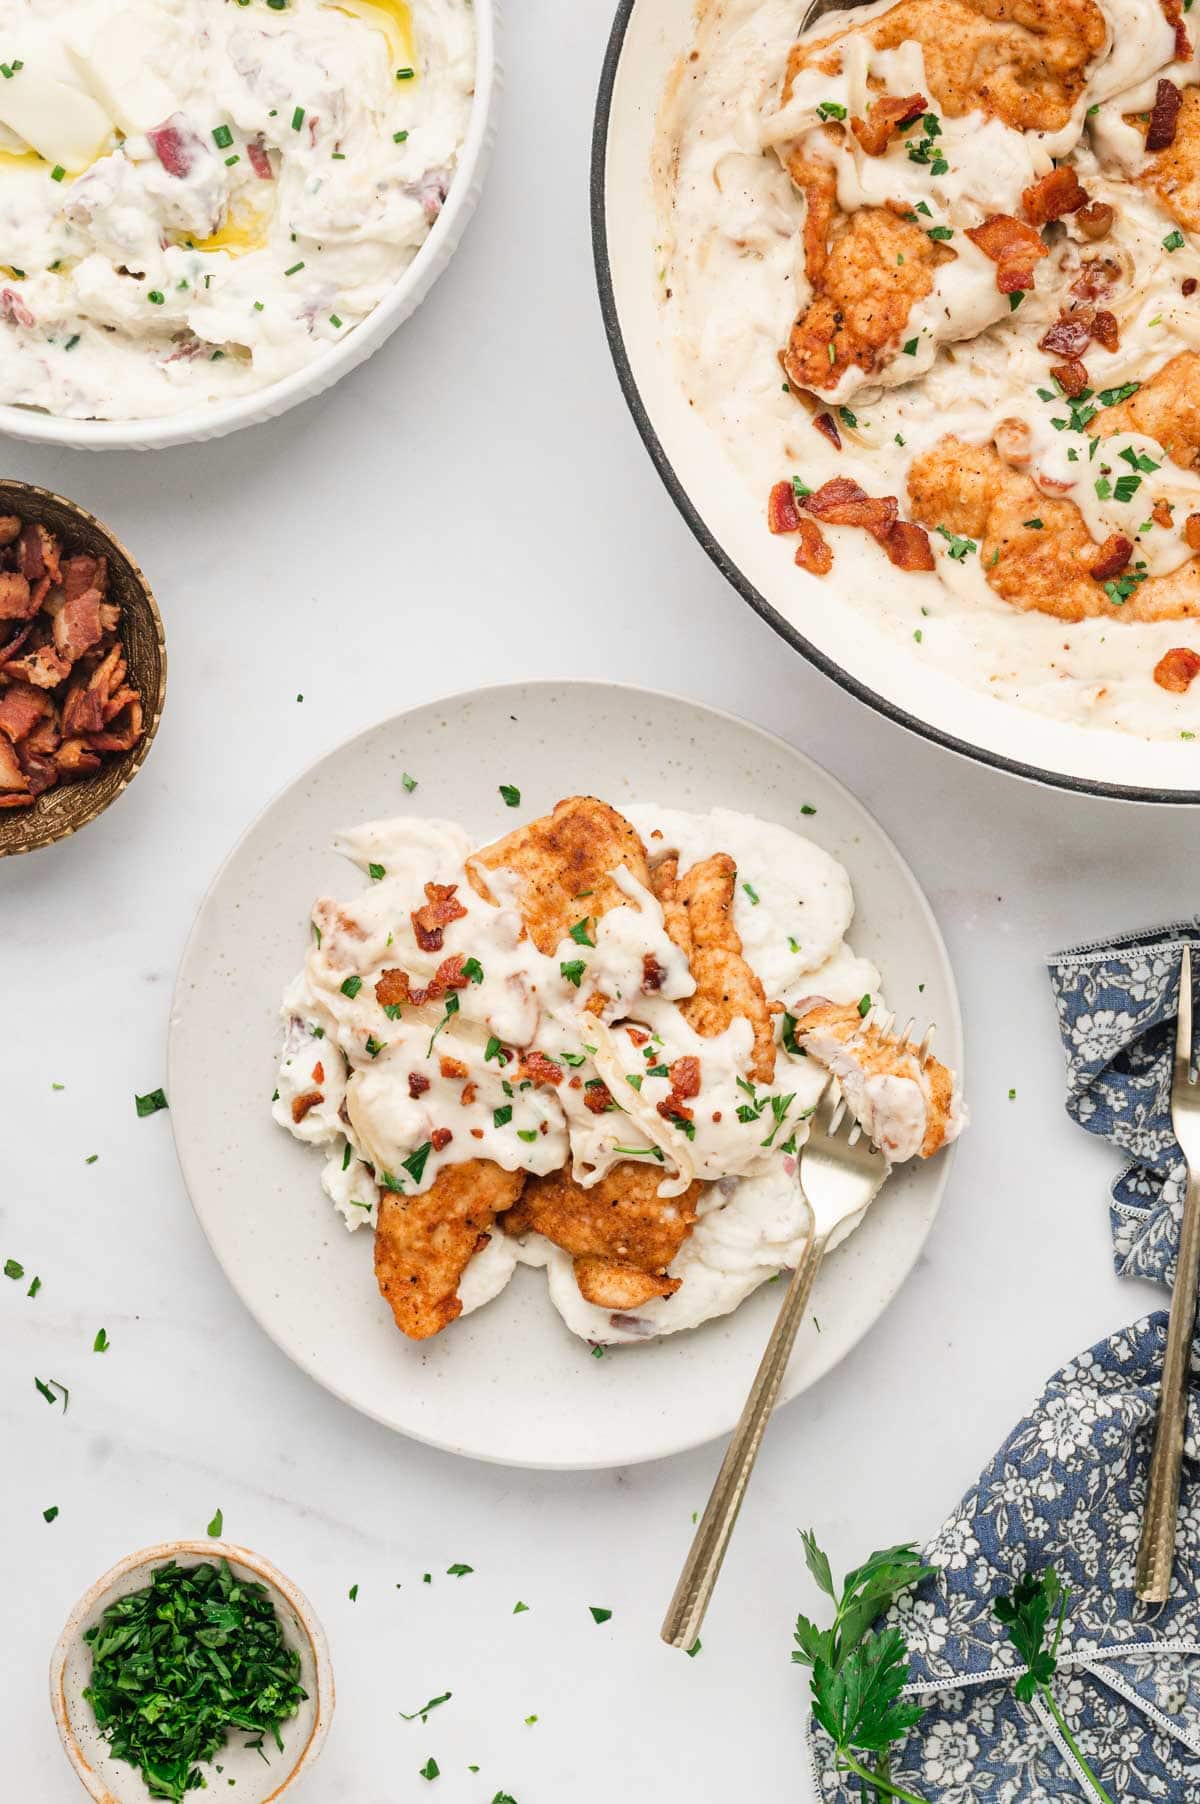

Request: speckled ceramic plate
left=168, top=682, right=962, bottom=1469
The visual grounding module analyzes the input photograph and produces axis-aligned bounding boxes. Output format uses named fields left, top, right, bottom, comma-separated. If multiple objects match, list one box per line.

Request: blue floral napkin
left=809, top=1314, right=1200, bottom=1801
left=1047, top=924, right=1200, bottom=1286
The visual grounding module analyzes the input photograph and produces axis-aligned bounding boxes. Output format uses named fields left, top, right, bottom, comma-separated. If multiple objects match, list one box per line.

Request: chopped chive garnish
left=291, top=106, right=305, bottom=131
left=284, top=261, right=305, bottom=277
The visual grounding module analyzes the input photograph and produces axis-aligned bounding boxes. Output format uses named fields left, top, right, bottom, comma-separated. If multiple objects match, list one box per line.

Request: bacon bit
left=311, top=1061, right=325, bottom=1084
left=470, top=1127, right=484, bottom=1139
left=584, top=1081, right=614, bottom=1115
left=1162, top=0, right=1193, bottom=56
left=1051, top=359, right=1090, bottom=398
left=0, top=572, right=33, bottom=621
left=1154, top=647, right=1200, bottom=693
left=52, top=589, right=105, bottom=662
left=461, top=1081, right=478, bottom=1106
left=1183, top=513, right=1200, bottom=552
left=795, top=516, right=834, bottom=575
left=1185, top=278, right=1199, bottom=298
left=439, top=1054, right=469, bottom=1080
left=627, top=1027, right=650, bottom=1047
left=521, top=1050, right=564, bottom=1087
left=0, top=683, right=48, bottom=744
left=247, top=140, right=273, bottom=180
left=376, top=968, right=411, bottom=1008
left=803, top=476, right=897, bottom=542
left=850, top=92, right=927, bottom=157
left=6, top=644, right=71, bottom=690
left=405, top=954, right=473, bottom=1006
left=411, top=881, right=467, bottom=952
left=1090, top=534, right=1134, bottom=581
left=431, top=1127, right=453, bottom=1152
left=18, top=522, right=57, bottom=583
left=642, top=954, right=666, bottom=992
left=55, top=737, right=100, bottom=779
left=768, top=480, right=802, bottom=534
left=0, top=516, right=19, bottom=547
left=1091, top=310, right=1119, bottom=353
left=0, top=734, right=30, bottom=797
left=148, top=116, right=204, bottom=178
left=1039, top=318, right=1091, bottom=359
left=0, top=286, right=34, bottom=328
left=883, top=520, right=936, bottom=571
left=1071, top=258, right=1120, bottom=305
left=668, top=1056, right=701, bottom=1099
left=712, top=1110, right=722, bottom=1123
left=1075, top=202, right=1115, bottom=242
left=813, top=411, right=843, bottom=450
left=291, top=1091, right=323, bottom=1124
left=408, top=1071, right=431, bottom=1098
left=966, top=214, right=1049, bottom=294
left=1022, top=166, right=1089, bottom=227
left=1147, top=79, right=1183, bottom=153
left=568, top=1075, right=582, bottom=1090
left=1153, top=498, right=1175, bottom=529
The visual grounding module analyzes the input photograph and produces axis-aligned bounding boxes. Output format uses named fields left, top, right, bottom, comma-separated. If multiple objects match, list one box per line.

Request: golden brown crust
left=662, top=852, right=777, bottom=1084
left=573, top=1257, right=682, bottom=1309
left=469, top=795, right=651, bottom=956
left=504, top=1165, right=701, bottom=1276
left=782, top=207, right=942, bottom=391
left=374, top=1163, right=527, bottom=1341
left=1095, top=351, right=1200, bottom=475
left=1138, top=83, right=1200, bottom=234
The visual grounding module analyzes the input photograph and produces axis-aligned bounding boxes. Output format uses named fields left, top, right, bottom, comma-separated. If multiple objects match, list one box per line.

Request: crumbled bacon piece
left=803, top=476, right=897, bottom=540
left=247, top=140, right=274, bottom=180
left=1051, top=359, right=1090, bottom=398
left=1091, top=311, right=1119, bottom=353
left=469, top=1126, right=484, bottom=1139
left=461, top=1081, right=478, bottom=1106
left=1071, top=258, right=1120, bottom=305
left=61, top=554, right=104, bottom=601
left=5, top=645, right=71, bottom=690
left=584, top=1081, right=614, bottom=1114
left=0, top=516, right=19, bottom=547
left=1146, top=79, right=1183, bottom=153
left=376, top=969, right=411, bottom=1008
left=19, top=522, right=58, bottom=584
left=291, top=1091, right=323, bottom=1124
left=148, top=116, right=206, bottom=178
left=883, top=520, right=936, bottom=571
left=55, top=737, right=100, bottom=779
left=0, top=286, right=34, bottom=329
left=1075, top=202, right=1115, bottom=242
left=1162, top=0, right=1192, bottom=56
left=1185, top=513, right=1200, bottom=552
left=795, top=516, right=834, bottom=575
left=1153, top=498, right=1175, bottom=529
left=850, top=93, right=927, bottom=156
left=669, top=1056, right=701, bottom=1098
left=1154, top=647, right=1200, bottom=693
left=0, top=683, right=48, bottom=744
left=0, top=733, right=30, bottom=799
left=813, top=411, right=842, bottom=450
left=1090, top=534, right=1133, bottom=581
left=439, top=1055, right=468, bottom=1080
left=966, top=214, right=1049, bottom=293
left=431, top=1127, right=453, bottom=1152
left=520, top=1050, right=564, bottom=1087
left=405, top=953, right=474, bottom=1006
left=411, top=881, right=467, bottom=952
left=311, top=1061, right=325, bottom=1084
left=1022, top=167, right=1089, bottom=227
left=52, top=590, right=105, bottom=663
left=1039, top=318, right=1091, bottom=359
left=0, top=572, right=33, bottom=620
left=408, top=1071, right=430, bottom=1098
left=642, top=954, right=666, bottom=992
left=627, top=1027, right=650, bottom=1047
left=768, top=480, right=802, bottom=535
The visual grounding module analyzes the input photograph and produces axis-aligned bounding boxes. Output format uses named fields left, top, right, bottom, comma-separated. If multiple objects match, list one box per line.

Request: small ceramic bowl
left=50, top=1540, right=334, bottom=1804
left=0, top=481, right=166, bottom=858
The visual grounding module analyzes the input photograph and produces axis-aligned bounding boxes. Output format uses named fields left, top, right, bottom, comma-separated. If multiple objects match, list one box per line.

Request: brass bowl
left=0, top=481, right=166, bottom=857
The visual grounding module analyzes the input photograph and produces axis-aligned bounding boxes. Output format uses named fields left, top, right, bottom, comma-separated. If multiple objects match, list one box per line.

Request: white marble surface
left=0, top=4, right=1187, bottom=1800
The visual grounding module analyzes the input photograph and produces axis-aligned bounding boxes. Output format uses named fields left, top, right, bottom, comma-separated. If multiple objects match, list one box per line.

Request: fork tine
left=1177, top=945, right=1194, bottom=1080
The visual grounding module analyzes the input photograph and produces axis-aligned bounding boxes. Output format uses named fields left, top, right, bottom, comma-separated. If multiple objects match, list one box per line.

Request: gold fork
left=1136, top=943, right=1200, bottom=1603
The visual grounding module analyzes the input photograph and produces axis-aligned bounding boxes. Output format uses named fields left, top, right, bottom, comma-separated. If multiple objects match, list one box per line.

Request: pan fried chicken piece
left=781, top=204, right=947, bottom=391
left=784, top=0, right=1106, bottom=135
left=907, top=434, right=1200, bottom=621
left=1094, top=351, right=1200, bottom=474
left=791, top=999, right=962, bottom=1162
left=469, top=795, right=651, bottom=955
left=375, top=1162, right=527, bottom=1340
left=654, top=852, right=776, bottom=1084
left=1138, top=85, right=1200, bottom=236
left=504, top=1166, right=702, bottom=1308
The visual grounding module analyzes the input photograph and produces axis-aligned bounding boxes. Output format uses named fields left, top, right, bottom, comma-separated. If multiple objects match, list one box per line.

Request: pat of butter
left=0, top=69, right=112, bottom=172
left=69, top=12, right=180, bottom=137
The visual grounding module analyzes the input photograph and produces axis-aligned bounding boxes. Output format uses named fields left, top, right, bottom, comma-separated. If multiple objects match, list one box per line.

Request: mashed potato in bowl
left=0, top=0, right=476, bottom=421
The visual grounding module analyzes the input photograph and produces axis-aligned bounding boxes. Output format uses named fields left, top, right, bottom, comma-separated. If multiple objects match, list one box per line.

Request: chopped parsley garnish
left=394, top=129, right=410, bottom=143
left=340, top=976, right=363, bottom=999
left=670, top=1115, right=697, bottom=1141
left=560, top=1050, right=586, bottom=1068
left=378, top=1171, right=405, bottom=1193
left=493, top=1105, right=513, bottom=1127
left=781, top=1013, right=803, bottom=1056
left=589, top=1607, right=613, bottom=1624
left=1104, top=567, right=1149, bottom=606
left=28, top=1275, right=40, bottom=1297
left=1163, top=229, right=1186, bottom=253
left=801, top=804, right=817, bottom=816
left=147, top=289, right=164, bottom=304
left=935, top=525, right=977, bottom=561
left=1120, top=447, right=1160, bottom=473
left=462, top=957, right=484, bottom=983
left=342, top=1143, right=353, bottom=1171
left=1113, top=474, right=1142, bottom=503
left=838, top=407, right=857, bottom=429
left=135, top=1088, right=168, bottom=1117
left=207, top=1508, right=223, bottom=1537
left=516, top=1128, right=538, bottom=1143
left=1009, top=291, right=1025, bottom=311
left=626, top=1074, right=643, bottom=1092
left=485, top=1037, right=511, bottom=1065
left=51, top=165, right=66, bottom=182
left=742, top=881, right=760, bottom=904
left=93, top=1328, right=110, bottom=1353
left=365, top=1035, right=386, bottom=1058
left=368, top=862, right=386, bottom=880
left=559, top=959, right=586, bottom=988
left=4, top=1258, right=23, bottom=1280
left=568, top=918, right=594, bottom=946
left=1022, top=519, right=1044, bottom=530
left=902, top=337, right=918, bottom=355
left=1094, top=476, right=1112, bottom=499
left=792, top=475, right=812, bottom=502
left=401, top=1691, right=452, bottom=1722
left=1097, top=382, right=1140, bottom=407
left=858, top=993, right=872, bottom=1017
left=383, top=1004, right=404, bottom=1021
left=402, top=771, right=418, bottom=793
left=419, top=1758, right=439, bottom=1781
left=447, top=1563, right=474, bottom=1577
left=403, top=1142, right=433, bottom=1184
left=82, top=1556, right=305, bottom=1804
left=499, top=784, right=521, bottom=807
left=43, top=1505, right=59, bottom=1523
left=761, top=1094, right=796, bottom=1148
left=610, top=1145, right=664, bottom=1161
left=35, top=1376, right=68, bottom=1410
left=817, top=100, right=847, bottom=121
left=513, top=1601, right=530, bottom=1613
left=926, top=225, right=954, bottom=241
left=427, top=993, right=459, bottom=1053
left=396, top=66, right=415, bottom=80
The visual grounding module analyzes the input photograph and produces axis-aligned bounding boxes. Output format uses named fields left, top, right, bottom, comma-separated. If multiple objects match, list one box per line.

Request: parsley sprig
left=83, top=1560, right=306, bottom=1803
left=993, top=1568, right=1115, bottom=1803
left=794, top=1534, right=935, bottom=1803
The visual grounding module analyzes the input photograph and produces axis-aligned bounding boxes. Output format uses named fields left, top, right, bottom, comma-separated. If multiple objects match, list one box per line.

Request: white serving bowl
left=50, top=1541, right=334, bottom=1804
left=592, top=0, right=1200, bottom=803
left=0, top=1, right=499, bottom=453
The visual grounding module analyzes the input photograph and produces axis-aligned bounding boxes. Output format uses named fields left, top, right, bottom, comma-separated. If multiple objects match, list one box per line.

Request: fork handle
left=1136, top=1169, right=1200, bottom=1603
left=661, top=1223, right=827, bottom=1649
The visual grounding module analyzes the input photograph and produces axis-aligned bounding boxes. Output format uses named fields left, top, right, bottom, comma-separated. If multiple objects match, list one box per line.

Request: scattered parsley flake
left=419, top=1757, right=440, bottom=1781
left=499, top=784, right=521, bottom=808
left=4, top=1258, right=23, bottom=1280
left=447, top=1563, right=474, bottom=1577
left=43, top=1505, right=59, bottom=1523
left=589, top=1606, right=613, bottom=1624
left=207, top=1508, right=223, bottom=1537
left=135, top=1088, right=168, bottom=1118
left=340, top=976, right=363, bottom=999
left=93, top=1328, right=110, bottom=1353
left=559, top=959, right=586, bottom=988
